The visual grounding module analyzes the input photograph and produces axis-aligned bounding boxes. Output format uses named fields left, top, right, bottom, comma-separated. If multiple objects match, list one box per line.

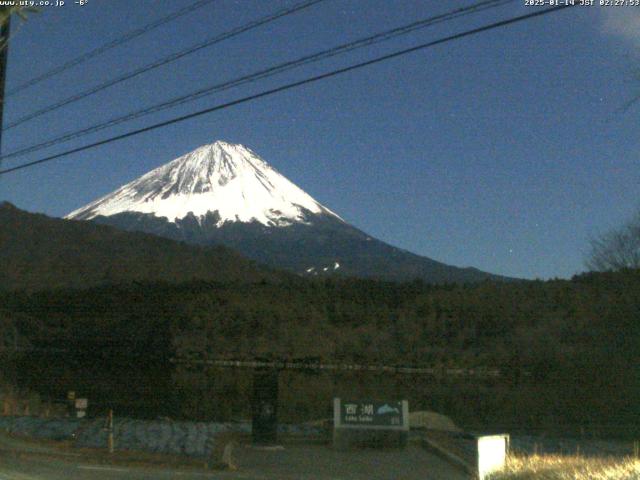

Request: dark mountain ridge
left=0, top=202, right=273, bottom=291
left=92, top=209, right=503, bottom=284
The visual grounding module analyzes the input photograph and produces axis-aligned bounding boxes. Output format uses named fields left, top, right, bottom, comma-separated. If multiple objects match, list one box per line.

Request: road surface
left=0, top=431, right=469, bottom=479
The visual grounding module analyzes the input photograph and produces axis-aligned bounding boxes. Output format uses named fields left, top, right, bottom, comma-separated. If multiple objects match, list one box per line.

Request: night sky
left=1, top=0, right=639, bottom=280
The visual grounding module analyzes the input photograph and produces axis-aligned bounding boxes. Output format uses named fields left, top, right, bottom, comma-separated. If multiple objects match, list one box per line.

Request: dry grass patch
left=489, top=454, right=640, bottom=479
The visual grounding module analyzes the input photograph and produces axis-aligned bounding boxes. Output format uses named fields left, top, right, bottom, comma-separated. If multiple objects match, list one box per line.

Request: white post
left=477, top=434, right=509, bottom=480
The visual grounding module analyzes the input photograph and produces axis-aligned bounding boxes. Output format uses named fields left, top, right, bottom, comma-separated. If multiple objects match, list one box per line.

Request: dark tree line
left=1, top=268, right=639, bottom=433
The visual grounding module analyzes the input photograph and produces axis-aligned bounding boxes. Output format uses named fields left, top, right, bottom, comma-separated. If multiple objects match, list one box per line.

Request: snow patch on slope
left=303, top=261, right=340, bottom=276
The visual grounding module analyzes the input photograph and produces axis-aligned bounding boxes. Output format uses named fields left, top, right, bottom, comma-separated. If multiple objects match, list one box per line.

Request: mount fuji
left=67, top=141, right=503, bottom=283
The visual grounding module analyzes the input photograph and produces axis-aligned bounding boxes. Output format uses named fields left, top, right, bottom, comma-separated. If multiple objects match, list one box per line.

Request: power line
left=0, top=5, right=574, bottom=177
left=0, top=0, right=514, bottom=163
left=0, top=0, right=511, bottom=163
left=3, top=0, right=327, bottom=130
left=5, top=0, right=218, bottom=97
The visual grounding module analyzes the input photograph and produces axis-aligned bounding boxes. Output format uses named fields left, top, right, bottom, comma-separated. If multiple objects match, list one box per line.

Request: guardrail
left=170, top=357, right=502, bottom=377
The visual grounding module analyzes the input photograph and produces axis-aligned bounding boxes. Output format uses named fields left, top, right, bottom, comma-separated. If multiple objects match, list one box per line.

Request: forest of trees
left=7, top=271, right=636, bottom=371
left=1, top=269, right=638, bottom=435
left=1, top=204, right=639, bottom=435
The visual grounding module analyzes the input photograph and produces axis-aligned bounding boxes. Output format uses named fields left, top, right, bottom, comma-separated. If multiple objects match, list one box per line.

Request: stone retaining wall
left=0, top=416, right=320, bottom=457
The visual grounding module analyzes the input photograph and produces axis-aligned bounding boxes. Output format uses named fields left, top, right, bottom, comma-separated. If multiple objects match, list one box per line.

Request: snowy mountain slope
left=67, top=140, right=507, bottom=284
left=67, top=141, right=341, bottom=227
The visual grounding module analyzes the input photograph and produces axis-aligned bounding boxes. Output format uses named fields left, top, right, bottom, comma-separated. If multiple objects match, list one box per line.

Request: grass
left=489, top=454, right=640, bottom=479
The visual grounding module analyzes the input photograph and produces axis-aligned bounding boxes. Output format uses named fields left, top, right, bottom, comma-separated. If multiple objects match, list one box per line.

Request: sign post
left=107, top=409, right=114, bottom=454
left=66, top=391, right=75, bottom=417
left=333, top=398, right=409, bottom=449
left=252, top=368, right=279, bottom=445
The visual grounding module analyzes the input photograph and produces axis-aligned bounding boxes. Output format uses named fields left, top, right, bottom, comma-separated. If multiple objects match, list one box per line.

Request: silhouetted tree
left=586, top=210, right=640, bottom=271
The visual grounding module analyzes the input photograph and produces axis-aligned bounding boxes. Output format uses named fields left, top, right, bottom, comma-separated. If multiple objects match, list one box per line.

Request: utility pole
left=0, top=13, right=10, bottom=157
left=106, top=409, right=114, bottom=453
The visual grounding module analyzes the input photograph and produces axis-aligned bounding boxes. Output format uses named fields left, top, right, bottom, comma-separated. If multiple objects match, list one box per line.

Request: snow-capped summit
left=66, top=140, right=506, bottom=284
left=66, top=140, right=341, bottom=227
